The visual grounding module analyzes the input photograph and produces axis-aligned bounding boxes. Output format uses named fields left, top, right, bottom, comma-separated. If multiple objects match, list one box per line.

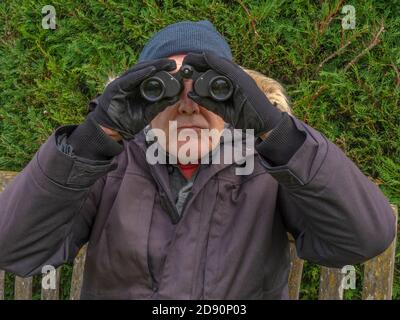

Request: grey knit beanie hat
left=138, top=20, right=232, bottom=62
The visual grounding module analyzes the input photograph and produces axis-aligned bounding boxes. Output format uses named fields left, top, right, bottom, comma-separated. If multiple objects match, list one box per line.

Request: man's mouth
left=177, top=125, right=207, bottom=130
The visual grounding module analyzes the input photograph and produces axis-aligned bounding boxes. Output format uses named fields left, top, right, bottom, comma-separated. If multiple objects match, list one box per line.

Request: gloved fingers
left=151, top=58, right=177, bottom=72
left=87, top=107, right=120, bottom=134
left=118, top=65, right=157, bottom=92
left=184, top=52, right=245, bottom=91
left=115, top=129, right=135, bottom=141
left=202, top=51, right=245, bottom=83
left=200, top=52, right=276, bottom=115
left=162, top=95, right=180, bottom=107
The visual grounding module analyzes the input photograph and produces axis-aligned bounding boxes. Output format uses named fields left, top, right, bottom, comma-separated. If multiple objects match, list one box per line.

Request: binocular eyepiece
left=139, top=64, right=234, bottom=103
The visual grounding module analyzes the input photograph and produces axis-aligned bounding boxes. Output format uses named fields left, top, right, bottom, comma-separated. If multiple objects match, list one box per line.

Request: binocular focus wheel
left=208, top=76, right=234, bottom=102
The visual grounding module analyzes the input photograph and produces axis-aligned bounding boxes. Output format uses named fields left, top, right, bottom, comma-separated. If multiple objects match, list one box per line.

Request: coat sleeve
left=0, top=124, right=121, bottom=277
left=256, top=114, right=396, bottom=268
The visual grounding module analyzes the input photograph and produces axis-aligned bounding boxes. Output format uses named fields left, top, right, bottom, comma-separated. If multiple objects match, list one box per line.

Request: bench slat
left=362, top=204, right=398, bottom=300
left=318, top=267, right=344, bottom=300
left=69, top=245, right=87, bottom=300
left=0, top=172, right=17, bottom=300
left=14, top=276, right=33, bottom=300
left=0, top=270, right=4, bottom=300
left=288, top=240, right=304, bottom=300
left=41, top=267, right=61, bottom=300
left=0, top=171, right=18, bottom=192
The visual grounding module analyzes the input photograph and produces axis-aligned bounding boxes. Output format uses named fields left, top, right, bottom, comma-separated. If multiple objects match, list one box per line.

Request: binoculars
left=139, top=64, right=234, bottom=103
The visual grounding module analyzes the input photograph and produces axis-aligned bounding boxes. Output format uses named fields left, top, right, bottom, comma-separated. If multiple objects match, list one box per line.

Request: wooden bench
left=0, top=171, right=398, bottom=300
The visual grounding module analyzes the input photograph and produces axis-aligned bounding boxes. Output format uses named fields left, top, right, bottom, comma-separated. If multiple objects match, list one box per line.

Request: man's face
left=150, top=54, right=225, bottom=162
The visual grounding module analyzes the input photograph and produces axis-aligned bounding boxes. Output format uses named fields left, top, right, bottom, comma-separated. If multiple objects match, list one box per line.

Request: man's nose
left=177, top=78, right=200, bottom=115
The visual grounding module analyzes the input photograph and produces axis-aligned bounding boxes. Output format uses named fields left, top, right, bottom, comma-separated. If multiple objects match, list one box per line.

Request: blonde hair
left=104, top=67, right=292, bottom=114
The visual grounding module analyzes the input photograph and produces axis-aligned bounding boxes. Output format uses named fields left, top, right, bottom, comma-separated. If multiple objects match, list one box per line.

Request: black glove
left=182, top=51, right=284, bottom=136
left=89, top=58, right=179, bottom=140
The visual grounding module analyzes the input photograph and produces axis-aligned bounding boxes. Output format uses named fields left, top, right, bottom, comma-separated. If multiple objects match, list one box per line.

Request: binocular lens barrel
left=209, top=76, right=233, bottom=101
left=181, top=65, right=194, bottom=78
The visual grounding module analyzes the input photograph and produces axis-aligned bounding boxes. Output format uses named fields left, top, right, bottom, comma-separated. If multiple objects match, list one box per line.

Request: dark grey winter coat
left=0, top=113, right=396, bottom=299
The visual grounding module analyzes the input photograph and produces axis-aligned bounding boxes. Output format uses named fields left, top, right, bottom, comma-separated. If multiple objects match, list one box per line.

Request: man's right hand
left=89, top=58, right=179, bottom=140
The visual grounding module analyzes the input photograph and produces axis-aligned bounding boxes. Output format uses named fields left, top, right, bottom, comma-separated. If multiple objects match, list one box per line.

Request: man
left=0, top=20, right=396, bottom=299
